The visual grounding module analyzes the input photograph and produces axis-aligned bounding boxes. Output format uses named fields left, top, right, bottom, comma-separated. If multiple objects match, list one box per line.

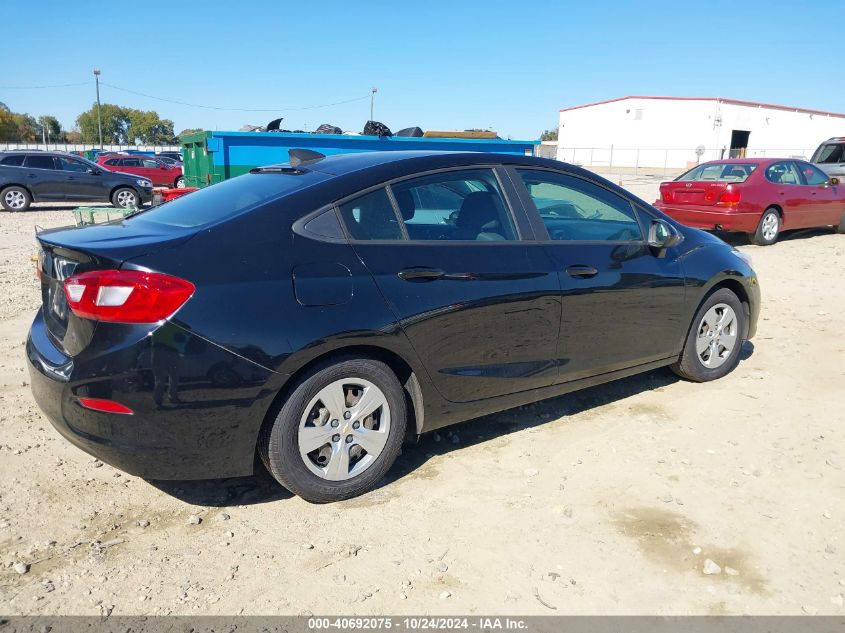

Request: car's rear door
left=335, top=166, right=561, bottom=403
left=119, top=157, right=143, bottom=178
left=508, top=167, right=687, bottom=381
left=22, top=155, right=64, bottom=200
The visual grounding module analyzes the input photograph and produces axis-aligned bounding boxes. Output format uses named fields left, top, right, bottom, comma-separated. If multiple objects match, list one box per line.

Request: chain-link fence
left=555, top=146, right=817, bottom=177
left=0, top=142, right=181, bottom=153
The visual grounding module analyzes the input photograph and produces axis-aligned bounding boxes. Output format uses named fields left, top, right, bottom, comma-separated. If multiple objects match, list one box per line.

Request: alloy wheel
left=298, top=378, right=391, bottom=481
left=761, top=213, right=779, bottom=242
left=695, top=303, right=738, bottom=368
left=4, top=190, right=26, bottom=210
left=116, top=190, right=137, bottom=208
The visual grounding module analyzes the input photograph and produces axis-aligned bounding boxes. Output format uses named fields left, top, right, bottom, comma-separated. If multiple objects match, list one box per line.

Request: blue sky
left=2, top=0, right=841, bottom=140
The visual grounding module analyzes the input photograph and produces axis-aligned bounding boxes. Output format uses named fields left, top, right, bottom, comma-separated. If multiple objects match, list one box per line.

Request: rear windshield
left=812, top=143, right=845, bottom=164
left=676, top=163, right=757, bottom=183
left=128, top=170, right=330, bottom=228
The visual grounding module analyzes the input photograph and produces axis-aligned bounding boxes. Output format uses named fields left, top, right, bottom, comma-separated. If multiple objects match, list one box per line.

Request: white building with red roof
left=556, top=96, right=845, bottom=169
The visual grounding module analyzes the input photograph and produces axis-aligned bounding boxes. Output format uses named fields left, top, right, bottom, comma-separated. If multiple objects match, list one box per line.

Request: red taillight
left=64, top=270, right=195, bottom=323
left=661, top=187, right=674, bottom=203
left=718, top=187, right=741, bottom=205
left=78, top=398, right=134, bottom=415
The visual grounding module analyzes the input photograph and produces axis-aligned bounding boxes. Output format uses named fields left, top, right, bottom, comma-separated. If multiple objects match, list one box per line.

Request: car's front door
left=141, top=158, right=166, bottom=185
left=764, top=161, right=814, bottom=229
left=795, top=161, right=842, bottom=226
left=55, top=155, right=107, bottom=200
left=22, top=155, right=64, bottom=200
left=336, top=167, right=562, bottom=403
left=509, top=167, right=687, bottom=382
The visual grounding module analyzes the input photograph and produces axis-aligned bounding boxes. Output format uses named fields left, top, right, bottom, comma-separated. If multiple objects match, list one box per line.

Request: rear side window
left=677, top=163, right=757, bottom=182
left=122, top=158, right=141, bottom=167
left=1, top=155, right=25, bottom=166
left=765, top=162, right=801, bottom=185
left=24, top=155, right=56, bottom=170
left=104, top=159, right=120, bottom=166
left=338, top=188, right=404, bottom=240
left=128, top=171, right=330, bottom=228
left=391, top=169, right=516, bottom=241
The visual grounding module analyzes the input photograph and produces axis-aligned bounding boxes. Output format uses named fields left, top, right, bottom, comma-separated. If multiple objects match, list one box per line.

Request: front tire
left=671, top=288, right=746, bottom=382
left=749, top=208, right=780, bottom=245
left=1, top=186, right=31, bottom=212
left=111, top=187, right=139, bottom=209
left=259, top=357, right=407, bottom=503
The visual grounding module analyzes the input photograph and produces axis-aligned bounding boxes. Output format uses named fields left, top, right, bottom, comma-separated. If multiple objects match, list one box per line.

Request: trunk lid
left=660, top=181, right=730, bottom=206
left=36, top=220, right=195, bottom=356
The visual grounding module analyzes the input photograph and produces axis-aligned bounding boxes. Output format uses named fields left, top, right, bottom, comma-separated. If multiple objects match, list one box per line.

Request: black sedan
left=27, top=150, right=760, bottom=502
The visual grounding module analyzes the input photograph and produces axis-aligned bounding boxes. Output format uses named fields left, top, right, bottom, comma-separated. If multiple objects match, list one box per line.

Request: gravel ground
left=0, top=194, right=843, bottom=616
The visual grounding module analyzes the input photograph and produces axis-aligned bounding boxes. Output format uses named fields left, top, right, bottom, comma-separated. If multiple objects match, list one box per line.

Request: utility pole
left=370, top=86, right=377, bottom=121
left=94, top=69, right=103, bottom=149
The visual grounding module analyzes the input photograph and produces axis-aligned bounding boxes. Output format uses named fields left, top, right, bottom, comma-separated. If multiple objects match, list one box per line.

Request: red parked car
left=97, top=155, right=184, bottom=189
left=654, top=158, right=845, bottom=245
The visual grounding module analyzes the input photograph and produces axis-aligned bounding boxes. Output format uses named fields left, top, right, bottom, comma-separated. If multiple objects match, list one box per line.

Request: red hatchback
left=97, top=155, right=184, bottom=189
left=654, top=158, right=845, bottom=245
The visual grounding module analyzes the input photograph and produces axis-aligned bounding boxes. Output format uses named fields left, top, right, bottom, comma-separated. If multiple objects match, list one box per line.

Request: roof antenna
left=289, top=148, right=326, bottom=168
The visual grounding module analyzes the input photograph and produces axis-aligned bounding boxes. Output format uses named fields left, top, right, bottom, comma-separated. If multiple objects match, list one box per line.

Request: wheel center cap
left=342, top=421, right=351, bottom=435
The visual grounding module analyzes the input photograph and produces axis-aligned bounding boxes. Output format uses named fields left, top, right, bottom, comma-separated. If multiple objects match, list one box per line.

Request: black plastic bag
left=315, top=124, right=343, bottom=135
left=363, top=120, right=392, bottom=137
left=395, top=126, right=423, bottom=137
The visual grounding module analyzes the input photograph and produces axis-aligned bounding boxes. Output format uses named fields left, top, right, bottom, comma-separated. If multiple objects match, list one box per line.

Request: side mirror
left=87, top=168, right=100, bottom=175
left=648, top=219, right=683, bottom=251
left=830, top=177, right=840, bottom=186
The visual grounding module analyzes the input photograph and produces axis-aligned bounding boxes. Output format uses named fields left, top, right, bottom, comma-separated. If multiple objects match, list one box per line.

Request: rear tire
left=836, top=213, right=845, bottom=234
left=749, top=208, right=780, bottom=245
left=259, top=357, right=407, bottom=503
left=1, top=186, right=31, bottom=212
left=671, top=288, right=746, bottom=382
left=111, top=187, right=139, bottom=209
left=175, top=176, right=185, bottom=189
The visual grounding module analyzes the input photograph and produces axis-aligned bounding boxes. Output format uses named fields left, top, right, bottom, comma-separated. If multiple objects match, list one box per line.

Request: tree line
left=0, top=101, right=200, bottom=144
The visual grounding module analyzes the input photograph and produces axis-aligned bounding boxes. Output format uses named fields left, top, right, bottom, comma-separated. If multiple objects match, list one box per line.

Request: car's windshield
left=127, top=170, right=331, bottom=228
left=813, top=143, right=845, bottom=164
left=676, top=163, right=757, bottom=183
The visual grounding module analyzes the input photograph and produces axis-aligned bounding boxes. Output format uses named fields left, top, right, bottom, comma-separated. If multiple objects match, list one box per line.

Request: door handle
left=398, top=267, right=445, bottom=282
left=565, top=265, right=599, bottom=279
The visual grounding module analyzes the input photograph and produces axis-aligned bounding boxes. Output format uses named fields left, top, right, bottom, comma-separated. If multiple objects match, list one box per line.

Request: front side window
left=813, top=143, right=845, bottom=164
left=57, top=156, right=89, bottom=172
left=797, top=162, right=829, bottom=186
left=391, top=169, right=516, bottom=241
left=142, top=159, right=161, bottom=169
left=765, top=162, right=801, bottom=185
left=25, top=155, right=56, bottom=170
left=516, top=169, right=643, bottom=242
left=337, top=188, right=404, bottom=241
left=1, top=155, right=25, bottom=166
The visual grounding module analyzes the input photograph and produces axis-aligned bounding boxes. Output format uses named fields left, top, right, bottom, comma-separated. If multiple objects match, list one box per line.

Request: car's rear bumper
left=655, top=203, right=759, bottom=232
left=26, top=310, right=278, bottom=480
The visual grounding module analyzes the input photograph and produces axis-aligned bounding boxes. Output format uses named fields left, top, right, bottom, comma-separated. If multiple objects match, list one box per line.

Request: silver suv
left=811, top=138, right=845, bottom=181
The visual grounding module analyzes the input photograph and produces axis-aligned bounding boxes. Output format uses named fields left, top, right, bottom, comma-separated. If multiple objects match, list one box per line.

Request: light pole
left=370, top=86, right=377, bottom=121
left=93, top=69, right=103, bottom=149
